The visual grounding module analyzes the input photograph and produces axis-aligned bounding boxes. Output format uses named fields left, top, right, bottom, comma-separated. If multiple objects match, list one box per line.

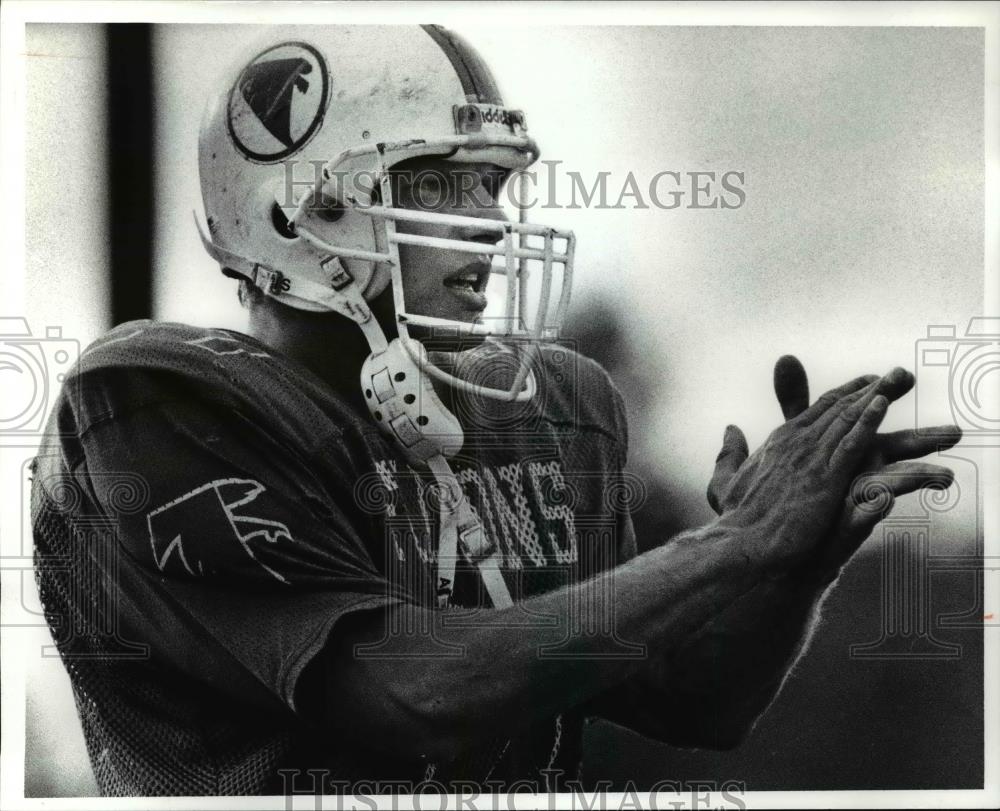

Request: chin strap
left=360, top=340, right=513, bottom=608
left=426, top=456, right=514, bottom=609
left=361, top=342, right=513, bottom=608
left=197, top=213, right=513, bottom=608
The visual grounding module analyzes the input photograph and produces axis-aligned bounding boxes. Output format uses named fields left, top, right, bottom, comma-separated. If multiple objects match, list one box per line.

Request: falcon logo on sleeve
left=185, top=333, right=271, bottom=358
left=147, top=478, right=293, bottom=584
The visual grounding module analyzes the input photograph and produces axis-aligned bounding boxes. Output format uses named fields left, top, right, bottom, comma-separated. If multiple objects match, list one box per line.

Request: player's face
left=391, top=158, right=510, bottom=325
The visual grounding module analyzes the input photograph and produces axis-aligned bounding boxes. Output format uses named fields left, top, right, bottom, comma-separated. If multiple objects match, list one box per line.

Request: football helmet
left=197, top=25, right=577, bottom=611
left=197, top=24, right=574, bottom=406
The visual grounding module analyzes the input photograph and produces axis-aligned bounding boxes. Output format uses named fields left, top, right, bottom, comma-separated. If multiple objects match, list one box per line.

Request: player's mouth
left=443, top=260, right=490, bottom=311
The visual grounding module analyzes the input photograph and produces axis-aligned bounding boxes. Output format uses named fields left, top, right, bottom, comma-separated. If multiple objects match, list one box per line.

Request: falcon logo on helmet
left=198, top=23, right=574, bottom=444
left=197, top=23, right=573, bottom=610
left=227, top=42, right=330, bottom=162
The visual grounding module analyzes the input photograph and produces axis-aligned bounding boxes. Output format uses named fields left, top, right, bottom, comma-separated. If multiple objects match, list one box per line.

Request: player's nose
left=453, top=192, right=509, bottom=245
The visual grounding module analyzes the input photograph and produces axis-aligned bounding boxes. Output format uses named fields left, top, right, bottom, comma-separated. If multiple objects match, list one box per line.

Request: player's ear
left=237, top=277, right=251, bottom=308
left=236, top=278, right=263, bottom=310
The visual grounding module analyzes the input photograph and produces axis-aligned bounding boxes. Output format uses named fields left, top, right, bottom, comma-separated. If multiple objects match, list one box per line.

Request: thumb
left=707, top=424, right=749, bottom=514
left=774, top=355, right=810, bottom=421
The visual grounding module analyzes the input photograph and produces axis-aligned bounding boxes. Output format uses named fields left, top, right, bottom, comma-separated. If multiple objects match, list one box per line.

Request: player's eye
left=483, top=170, right=510, bottom=202
left=404, top=172, right=447, bottom=209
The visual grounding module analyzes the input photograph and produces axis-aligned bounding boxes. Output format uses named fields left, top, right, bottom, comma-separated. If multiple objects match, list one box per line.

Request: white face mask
left=196, top=25, right=573, bottom=615
left=287, top=139, right=574, bottom=404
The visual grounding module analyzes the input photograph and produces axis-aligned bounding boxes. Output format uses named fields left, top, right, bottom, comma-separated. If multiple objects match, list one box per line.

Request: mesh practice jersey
left=31, top=320, right=639, bottom=795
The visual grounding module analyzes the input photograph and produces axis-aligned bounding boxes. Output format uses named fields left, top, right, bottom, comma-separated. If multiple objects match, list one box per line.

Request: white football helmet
left=198, top=25, right=577, bottom=612
left=197, top=24, right=574, bottom=407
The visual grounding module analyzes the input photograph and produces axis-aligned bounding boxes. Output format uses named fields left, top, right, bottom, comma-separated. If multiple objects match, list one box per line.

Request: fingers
left=814, top=367, right=913, bottom=443
left=825, top=461, right=955, bottom=566
left=840, top=461, right=955, bottom=542
left=827, top=393, right=890, bottom=471
left=707, top=424, right=749, bottom=514
left=791, top=374, right=879, bottom=427
left=774, top=355, right=810, bottom=421
left=875, top=366, right=915, bottom=405
left=877, top=425, right=963, bottom=463
left=852, top=461, right=955, bottom=504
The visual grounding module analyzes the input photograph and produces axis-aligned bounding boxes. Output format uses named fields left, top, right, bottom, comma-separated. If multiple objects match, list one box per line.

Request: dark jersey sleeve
left=535, top=343, right=639, bottom=569
left=609, top=379, right=638, bottom=565
left=46, top=391, right=406, bottom=716
left=567, top=348, right=638, bottom=566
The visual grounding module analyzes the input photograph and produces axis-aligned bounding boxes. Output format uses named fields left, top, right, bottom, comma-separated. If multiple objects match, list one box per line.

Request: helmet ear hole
left=314, top=193, right=346, bottom=223
left=271, top=203, right=297, bottom=239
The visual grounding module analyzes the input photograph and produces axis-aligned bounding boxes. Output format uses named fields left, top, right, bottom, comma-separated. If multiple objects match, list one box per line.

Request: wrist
left=714, top=508, right=794, bottom=583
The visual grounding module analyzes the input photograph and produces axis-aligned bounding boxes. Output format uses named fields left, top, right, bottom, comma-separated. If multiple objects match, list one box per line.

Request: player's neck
left=246, top=294, right=395, bottom=400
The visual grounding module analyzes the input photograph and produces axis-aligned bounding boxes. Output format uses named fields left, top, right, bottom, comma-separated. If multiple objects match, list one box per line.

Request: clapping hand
left=706, top=357, right=961, bottom=581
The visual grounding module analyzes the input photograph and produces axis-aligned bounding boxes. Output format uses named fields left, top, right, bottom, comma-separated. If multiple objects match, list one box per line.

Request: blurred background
left=21, top=23, right=987, bottom=795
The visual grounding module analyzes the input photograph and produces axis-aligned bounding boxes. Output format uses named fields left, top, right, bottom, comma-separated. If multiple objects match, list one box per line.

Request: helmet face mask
left=198, top=24, right=574, bottom=405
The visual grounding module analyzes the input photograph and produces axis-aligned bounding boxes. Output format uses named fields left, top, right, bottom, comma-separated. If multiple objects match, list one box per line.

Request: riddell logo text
left=479, top=106, right=520, bottom=127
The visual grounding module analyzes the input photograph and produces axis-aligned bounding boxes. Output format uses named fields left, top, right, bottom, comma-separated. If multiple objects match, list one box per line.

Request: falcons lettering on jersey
left=370, top=458, right=578, bottom=571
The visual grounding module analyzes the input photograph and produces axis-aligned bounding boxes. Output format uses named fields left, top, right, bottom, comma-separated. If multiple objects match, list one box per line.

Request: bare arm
left=586, top=562, right=832, bottom=749
left=313, top=515, right=768, bottom=762
left=306, top=367, right=955, bottom=761
left=590, top=359, right=960, bottom=749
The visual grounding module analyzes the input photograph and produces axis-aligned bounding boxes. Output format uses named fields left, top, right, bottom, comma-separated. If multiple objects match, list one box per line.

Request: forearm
left=631, top=565, right=833, bottom=748
left=320, top=515, right=773, bottom=760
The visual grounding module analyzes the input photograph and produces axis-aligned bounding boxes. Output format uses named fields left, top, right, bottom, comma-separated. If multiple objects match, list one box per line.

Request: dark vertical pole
left=106, top=24, right=154, bottom=325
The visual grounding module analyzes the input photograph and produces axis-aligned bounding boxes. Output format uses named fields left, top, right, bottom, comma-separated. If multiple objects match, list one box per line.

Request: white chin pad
left=360, top=339, right=465, bottom=465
